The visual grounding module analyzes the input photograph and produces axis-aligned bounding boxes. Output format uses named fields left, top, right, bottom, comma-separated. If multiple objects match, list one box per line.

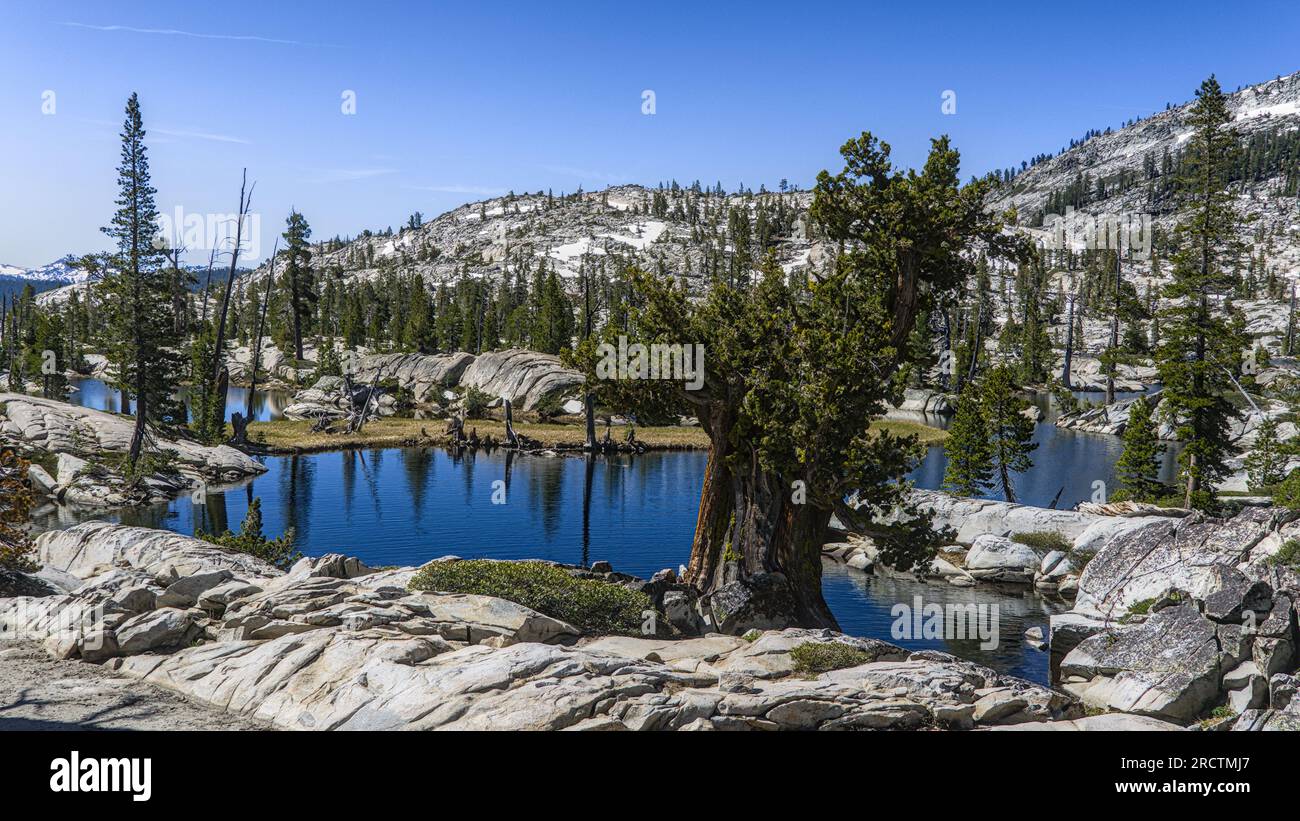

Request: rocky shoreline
left=827, top=490, right=1175, bottom=596
left=0, top=522, right=1091, bottom=731
left=0, top=393, right=266, bottom=509
left=5, top=416, right=1299, bottom=730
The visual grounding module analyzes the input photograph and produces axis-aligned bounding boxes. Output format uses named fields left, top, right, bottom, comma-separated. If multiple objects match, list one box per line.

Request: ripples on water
left=905, top=387, right=1180, bottom=508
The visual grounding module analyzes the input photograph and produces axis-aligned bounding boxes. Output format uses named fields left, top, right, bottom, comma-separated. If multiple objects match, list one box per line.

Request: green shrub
left=789, top=641, right=871, bottom=676
left=0, top=448, right=38, bottom=572
left=1273, top=470, right=1300, bottom=511
left=1123, top=590, right=1186, bottom=622
left=462, top=387, right=493, bottom=419
left=1012, top=531, right=1071, bottom=554
left=1126, top=597, right=1157, bottom=617
left=408, top=559, right=652, bottom=635
left=1199, top=704, right=1237, bottom=727
left=112, top=448, right=181, bottom=483
left=1266, top=538, right=1300, bottom=569
left=1048, top=379, right=1078, bottom=415
left=533, top=393, right=568, bottom=422
left=199, top=498, right=301, bottom=571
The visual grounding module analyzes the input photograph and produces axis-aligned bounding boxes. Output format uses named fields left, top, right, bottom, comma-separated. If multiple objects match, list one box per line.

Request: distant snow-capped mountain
left=0, top=256, right=86, bottom=285
left=0, top=256, right=88, bottom=301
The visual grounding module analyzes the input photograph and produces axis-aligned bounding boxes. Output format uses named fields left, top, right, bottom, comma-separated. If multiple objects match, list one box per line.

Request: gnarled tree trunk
left=683, top=404, right=838, bottom=633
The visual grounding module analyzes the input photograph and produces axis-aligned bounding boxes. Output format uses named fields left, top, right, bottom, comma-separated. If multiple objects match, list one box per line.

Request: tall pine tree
left=282, top=210, right=316, bottom=361
left=942, top=383, right=993, bottom=497
left=99, top=93, right=185, bottom=469
left=1155, top=76, right=1246, bottom=509
left=982, top=365, right=1037, bottom=503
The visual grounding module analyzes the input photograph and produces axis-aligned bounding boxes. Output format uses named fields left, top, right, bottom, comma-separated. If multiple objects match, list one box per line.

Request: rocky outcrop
left=282, top=349, right=584, bottom=417
left=1070, top=507, right=1290, bottom=620
left=37, top=521, right=282, bottom=582
left=1061, top=358, right=1152, bottom=393
left=963, top=535, right=1039, bottom=583
left=890, top=389, right=954, bottom=416
left=0, top=394, right=266, bottom=507
left=458, top=349, right=584, bottom=411
left=0, top=569, right=58, bottom=598
left=280, top=376, right=399, bottom=422
left=223, top=340, right=315, bottom=387
left=103, top=625, right=1074, bottom=731
left=1060, top=602, right=1236, bottom=721
left=354, top=352, right=476, bottom=403
left=3, top=522, right=1078, bottom=731
left=1051, top=505, right=1300, bottom=725
left=1054, top=394, right=1165, bottom=437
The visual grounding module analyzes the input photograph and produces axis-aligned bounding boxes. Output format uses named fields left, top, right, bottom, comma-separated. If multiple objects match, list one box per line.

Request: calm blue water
left=64, top=377, right=292, bottom=422
left=904, top=388, right=1180, bottom=508
left=37, top=446, right=1059, bottom=682
left=37, top=380, right=1181, bottom=682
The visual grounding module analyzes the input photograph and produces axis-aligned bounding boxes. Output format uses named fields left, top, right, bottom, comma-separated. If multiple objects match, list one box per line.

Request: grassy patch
left=871, top=419, right=948, bottom=446
left=1012, top=531, right=1072, bottom=554
left=1126, top=597, right=1157, bottom=617
left=1123, top=590, right=1186, bottom=622
left=789, top=641, right=872, bottom=676
left=407, top=559, right=652, bottom=636
left=1199, top=704, right=1237, bottom=728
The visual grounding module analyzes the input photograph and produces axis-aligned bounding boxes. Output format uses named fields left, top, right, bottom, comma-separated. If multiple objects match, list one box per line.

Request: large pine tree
left=282, top=210, right=316, bottom=361
left=604, top=132, right=1029, bottom=630
left=1155, top=76, right=1247, bottom=509
left=99, top=93, right=185, bottom=469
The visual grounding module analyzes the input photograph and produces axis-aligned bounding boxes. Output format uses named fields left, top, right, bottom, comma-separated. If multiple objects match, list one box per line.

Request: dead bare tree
left=200, top=246, right=218, bottom=326
left=234, top=239, right=279, bottom=444
left=503, top=398, right=520, bottom=448
left=338, top=363, right=385, bottom=434
left=1061, top=286, right=1077, bottom=389
left=211, top=169, right=255, bottom=392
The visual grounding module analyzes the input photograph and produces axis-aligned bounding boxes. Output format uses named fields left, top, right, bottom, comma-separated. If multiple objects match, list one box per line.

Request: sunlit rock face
left=4, top=522, right=1082, bottom=731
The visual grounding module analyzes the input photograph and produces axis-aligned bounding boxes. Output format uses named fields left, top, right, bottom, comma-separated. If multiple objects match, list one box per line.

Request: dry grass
left=872, top=419, right=949, bottom=446
left=246, top=415, right=946, bottom=454
left=245, top=417, right=710, bottom=453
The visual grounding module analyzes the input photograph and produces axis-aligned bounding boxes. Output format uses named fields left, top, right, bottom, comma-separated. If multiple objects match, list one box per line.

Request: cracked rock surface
left=2, top=522, right=1077, bottom=731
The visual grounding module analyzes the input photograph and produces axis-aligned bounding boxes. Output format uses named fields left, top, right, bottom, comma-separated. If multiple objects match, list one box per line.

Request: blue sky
left=3, top=0, right=1299, bottom=268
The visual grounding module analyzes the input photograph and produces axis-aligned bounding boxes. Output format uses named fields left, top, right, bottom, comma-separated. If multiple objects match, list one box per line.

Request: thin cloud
left=539, top=164, right=626, bottom=184
left=72, top=117, right=249, bottom=145
left=154, top=127, right=250, bottom=144
left=60, top=22, right=339, bottom=47
left=403, top=184, right=504, bottom=196
left=305, top=168, right=398, bottom=184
